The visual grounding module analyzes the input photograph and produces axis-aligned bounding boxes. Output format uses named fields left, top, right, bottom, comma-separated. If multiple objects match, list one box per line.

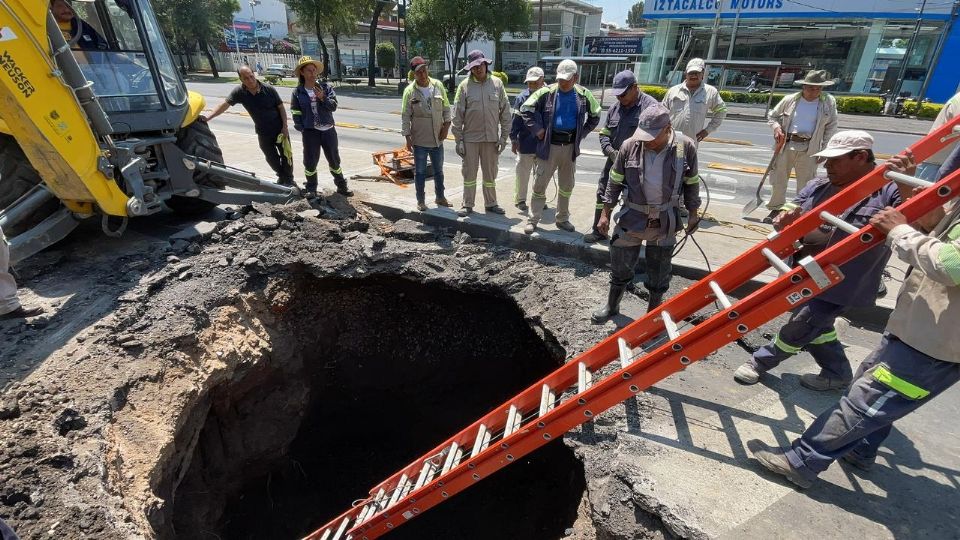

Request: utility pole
left=706, top=0, right=723, bottom=60
left=887, top=0, right=927, bottom=114
left=536, top=0, right=544, bottom=63
left=249, top=0, right=262, bottom=68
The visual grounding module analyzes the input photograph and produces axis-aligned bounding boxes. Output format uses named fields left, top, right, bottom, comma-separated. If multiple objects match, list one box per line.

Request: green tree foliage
left=626, top=2, right=646, bottom=28
left=154, top=0, right=239, bottom=77
left=376, top=41, right=397, bottom=81
left=287, top=0, right=370, bottom=79
left=407, top=0, right=532, bottom=84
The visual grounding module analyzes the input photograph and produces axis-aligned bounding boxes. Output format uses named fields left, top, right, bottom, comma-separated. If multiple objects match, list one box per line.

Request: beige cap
left=812, top=130, right=874, bottom=158
left=525, top=66, right=545, bottom=82
left=685, top=58, right=706, bottom=73
left=556, top=59, right=578, bottom=81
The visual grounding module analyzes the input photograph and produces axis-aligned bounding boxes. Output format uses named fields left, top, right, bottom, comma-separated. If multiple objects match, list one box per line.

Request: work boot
left=524, top=222, right=537, bottom=235
left=435, top=197, right=452, bottom=207
left=734, top=363, right=761, bottom=384
left=799, top=373, right=850, bottom=392
left=583, top=231, right=607, bottom=244
left=841, top=452, right=875, bottom=472
left=0, top=306, right=44, bottom=321
left=591, top=285, right=626, bottom=323
left=646, top=291, right=664, bottom=313
left=556, top=221, right=575, bottom=232
left=515, top=201, right=529, bottom=212
left=333, top=173, right=353, bottom=196
left=486, top=205, right=506, bottom=215
left=747, top=439, right=813, bottom=489
left=417, top=201, right=428, bottom=212
left=457, top=207, right=473, bottom=217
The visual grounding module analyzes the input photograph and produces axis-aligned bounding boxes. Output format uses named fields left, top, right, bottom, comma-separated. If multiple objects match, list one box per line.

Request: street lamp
left=250, top=0, right=263, bottom=69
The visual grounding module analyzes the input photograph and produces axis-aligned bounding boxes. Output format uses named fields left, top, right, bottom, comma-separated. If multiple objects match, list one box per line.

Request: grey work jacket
left=767, top=92, right=838, bottom=155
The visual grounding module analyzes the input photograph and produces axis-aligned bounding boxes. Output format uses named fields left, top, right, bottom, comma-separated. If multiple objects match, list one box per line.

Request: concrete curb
left=363, top=195, right=892, bottom=329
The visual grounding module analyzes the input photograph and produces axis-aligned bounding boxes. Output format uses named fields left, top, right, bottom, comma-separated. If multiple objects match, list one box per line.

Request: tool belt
left=786, top=133, right=811, bottom=142
left=550, top=130, right=575, bottom=145
left=626, top=201, right=675, bottom=215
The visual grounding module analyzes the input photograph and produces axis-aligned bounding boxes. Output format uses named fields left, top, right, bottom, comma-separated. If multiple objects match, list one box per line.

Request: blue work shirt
left=791, top=177, right=901, bottom=307
left=553, top=88, right=577, bottom=131
left=510, top=88, right=539, bottom=155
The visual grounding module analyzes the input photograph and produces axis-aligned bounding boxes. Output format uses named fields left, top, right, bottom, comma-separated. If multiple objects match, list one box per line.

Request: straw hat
left=294, top=55, right=323, bottom=77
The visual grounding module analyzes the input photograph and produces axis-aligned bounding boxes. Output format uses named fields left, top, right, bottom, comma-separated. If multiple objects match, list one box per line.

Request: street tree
left=376, top=41, right=397, bottom=81
left=407, top=0, right=531, bottom=85
left=287, top=0, right=370, bottom=79
left=154, top=0, right=239, bottom=77
left=627, top=1, right=646, bottom=28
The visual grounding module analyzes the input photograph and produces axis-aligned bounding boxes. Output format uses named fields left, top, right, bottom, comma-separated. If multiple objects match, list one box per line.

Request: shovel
left=741, top=139, right=786, bottom=217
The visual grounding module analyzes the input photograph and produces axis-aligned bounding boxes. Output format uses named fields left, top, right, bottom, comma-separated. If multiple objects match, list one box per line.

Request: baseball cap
left=556, top=59, right=578, bottom=81
left=409, top=56, right=428, bottom=72
left=811, top=130, right=874, bottom=158
left=685, top=58, right=706, bottom=74
left=610, top=70, right=637, bottom=96
left=525, top=66, right=545, bottom=82
left=634, top=104, right=671, bottom=142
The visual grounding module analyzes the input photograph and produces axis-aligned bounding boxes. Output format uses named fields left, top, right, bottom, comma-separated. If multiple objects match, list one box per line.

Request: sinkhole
left=163, top=274, right=587, bottom=540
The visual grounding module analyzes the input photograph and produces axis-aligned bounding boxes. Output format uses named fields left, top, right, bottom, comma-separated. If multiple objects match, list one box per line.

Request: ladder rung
left=819, top=211, right=859, bottom=235
left=505, top=405, right=522, bottom=436
left=441, top=442, right=462, bottom=474
left=577, top=362, right=593, bottom=393
left=661, top=310, right=680, bottom=341
left=538, top=384, right=556, bottom=417
left=331, top=517, right=350, bottom=540
left=617, top=337, right=632, bottom=368
left=357, top=502, right=374, bottom=524
left=414, top=460, right=436, bottom=490
left=762, top=247, right=791, bottom=274
left=884, top=169, right=933, bottom=189
left=319, top=529, right=332, bottom=540
left=386, top=474, right=410, bottom=508
left=708, top=280, right=732, bottom=309
left=471, top=424, right=491, bottom=456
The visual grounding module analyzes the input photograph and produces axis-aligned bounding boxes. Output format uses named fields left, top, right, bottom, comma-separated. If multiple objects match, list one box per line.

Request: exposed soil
left=0, top=195, right=681, bottom=539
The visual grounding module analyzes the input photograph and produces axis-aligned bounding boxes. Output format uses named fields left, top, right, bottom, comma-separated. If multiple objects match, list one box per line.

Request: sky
left=594, top=0, right=634, bottom=26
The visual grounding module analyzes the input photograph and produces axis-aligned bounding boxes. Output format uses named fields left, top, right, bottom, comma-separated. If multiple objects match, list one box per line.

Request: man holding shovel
left=762, top=70, right=838, bottom=223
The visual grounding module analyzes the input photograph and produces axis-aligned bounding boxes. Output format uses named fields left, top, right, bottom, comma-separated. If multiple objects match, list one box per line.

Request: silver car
left=265, top=63, right=293, bottom=78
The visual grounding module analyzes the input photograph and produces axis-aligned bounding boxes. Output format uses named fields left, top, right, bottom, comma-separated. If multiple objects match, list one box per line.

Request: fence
left=182, top=51, right=301, bottom=74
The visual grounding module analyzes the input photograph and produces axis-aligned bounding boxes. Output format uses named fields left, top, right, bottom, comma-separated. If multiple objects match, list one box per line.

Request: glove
left=497, top=141, right=507, bottom=154
left=605, top=148, right=619, bottom=162
left=455, top=140, right=465, bottom=158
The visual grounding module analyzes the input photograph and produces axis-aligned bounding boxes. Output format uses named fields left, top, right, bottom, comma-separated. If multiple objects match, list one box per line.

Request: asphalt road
left=188, top=80, right=923, bottom=210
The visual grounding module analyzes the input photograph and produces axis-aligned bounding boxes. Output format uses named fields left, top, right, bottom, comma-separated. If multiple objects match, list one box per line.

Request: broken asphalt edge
left=362, top=194, right=892, bottom=331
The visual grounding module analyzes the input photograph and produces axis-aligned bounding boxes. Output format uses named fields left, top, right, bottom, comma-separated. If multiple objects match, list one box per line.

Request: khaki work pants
left=529, top=144, right=576, bottom=224
left=0, top=229, right=21, bottom=316
left=768, top=145, right=817, bottom=210
left=461, top=141, right=499, bottom=209
left=514, top=153, right=536, bottom=205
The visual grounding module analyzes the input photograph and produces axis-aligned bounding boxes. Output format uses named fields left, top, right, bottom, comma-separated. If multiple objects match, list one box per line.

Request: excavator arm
left=0, top=1, right=128, bottom=217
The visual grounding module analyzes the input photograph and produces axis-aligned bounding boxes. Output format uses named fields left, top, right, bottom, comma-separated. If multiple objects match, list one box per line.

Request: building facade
left=642, top=0, right=960, bottom=102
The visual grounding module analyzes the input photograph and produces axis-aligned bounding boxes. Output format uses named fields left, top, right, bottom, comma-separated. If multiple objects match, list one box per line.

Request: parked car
left=265, top=63, right=294, bottom=78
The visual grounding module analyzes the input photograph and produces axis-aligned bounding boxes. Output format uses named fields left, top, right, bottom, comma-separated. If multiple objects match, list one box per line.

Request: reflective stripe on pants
left=785, top=334, right=960, bottom=480
left=529, top=144, right=576, bottom=224
left=462, top=142, right=499, bottom=209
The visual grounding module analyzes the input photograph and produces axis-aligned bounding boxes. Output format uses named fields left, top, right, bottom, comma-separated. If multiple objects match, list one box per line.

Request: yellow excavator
left=0, top=0, right=296, bottom=264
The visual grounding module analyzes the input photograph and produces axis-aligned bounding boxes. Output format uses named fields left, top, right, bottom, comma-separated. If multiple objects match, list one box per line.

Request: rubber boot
left=304, top=173, right=318, bottom=197
left=591, top=284, right=626, bottom=323
left=333, top=171, right=353, bottom=196
left=583, top=208, right=607, bottom=243
left=646, top=291, right=664, bottom=313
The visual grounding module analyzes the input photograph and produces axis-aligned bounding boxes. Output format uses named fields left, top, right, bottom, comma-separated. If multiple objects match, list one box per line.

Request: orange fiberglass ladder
left=305, top=116, right=960, bottom=540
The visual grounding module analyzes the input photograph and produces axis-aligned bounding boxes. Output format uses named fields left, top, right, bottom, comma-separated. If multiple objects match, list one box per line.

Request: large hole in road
left=165, top=275, right=586, bottom=540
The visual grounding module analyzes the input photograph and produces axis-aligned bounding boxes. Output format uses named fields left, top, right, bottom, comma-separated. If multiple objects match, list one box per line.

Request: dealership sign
left=644, top=0, right=951, bottom=18
left=584, top=36, right=644, bottom=56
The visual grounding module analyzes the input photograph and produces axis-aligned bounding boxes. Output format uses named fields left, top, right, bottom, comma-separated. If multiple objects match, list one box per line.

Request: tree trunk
left=332, top=32, right=344, bottom=80
left=200, top=41, right=219, bottom=78
left=367, top=2, right=385, bottom=87
left=185, top=43, right=196, bottom=72
left=314, top=14, right=330, bottom=79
